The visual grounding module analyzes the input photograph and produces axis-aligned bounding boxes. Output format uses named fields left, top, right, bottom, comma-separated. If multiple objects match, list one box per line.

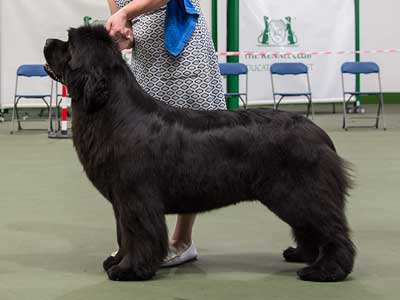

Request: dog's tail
left=288, top=122, right=353, bottom=200
left=323, top=146, right=354, bottom=202
left=315, top=124, right=354, bottom=198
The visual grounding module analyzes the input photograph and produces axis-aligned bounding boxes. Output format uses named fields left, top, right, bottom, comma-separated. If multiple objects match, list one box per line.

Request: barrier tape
left=216, top=49, right=400, bottom=57
left=122, top=48, right=400, bottom=57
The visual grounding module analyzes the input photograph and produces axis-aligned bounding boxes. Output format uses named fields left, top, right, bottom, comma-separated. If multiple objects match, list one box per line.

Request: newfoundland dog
left=44, top=25, right=355, bottom=282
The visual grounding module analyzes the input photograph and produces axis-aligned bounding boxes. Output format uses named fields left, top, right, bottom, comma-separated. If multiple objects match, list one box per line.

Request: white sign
left=240, top=0, right=355, bottom=104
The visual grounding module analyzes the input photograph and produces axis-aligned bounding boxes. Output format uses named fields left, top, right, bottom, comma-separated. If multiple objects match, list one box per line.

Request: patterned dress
left=114, top=0, right=226, bottom=110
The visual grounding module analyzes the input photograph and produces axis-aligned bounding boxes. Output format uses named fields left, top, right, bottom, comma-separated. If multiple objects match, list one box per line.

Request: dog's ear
left=81, top=68, right=109, bottom=113
left=68, top=49, right=82, bottom=70
left=67, top=28, right=82, bottom=70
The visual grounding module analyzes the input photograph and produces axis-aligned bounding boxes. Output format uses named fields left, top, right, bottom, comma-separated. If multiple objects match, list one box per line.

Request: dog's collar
left=44, top=63, right=63, bottom=83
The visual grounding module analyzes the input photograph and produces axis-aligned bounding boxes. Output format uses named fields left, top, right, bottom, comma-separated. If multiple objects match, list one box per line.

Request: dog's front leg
left=103, top=204, right=123, bottom=271
left=106, top=192, right=168, bottom=281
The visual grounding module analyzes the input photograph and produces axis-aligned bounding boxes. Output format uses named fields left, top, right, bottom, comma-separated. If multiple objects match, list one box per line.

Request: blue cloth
left=165, top=0, right=199, bottom=57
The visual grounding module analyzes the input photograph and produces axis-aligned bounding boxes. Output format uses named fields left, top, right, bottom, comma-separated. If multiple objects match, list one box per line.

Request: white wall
left=360, top=1, right=400, bottom=92
left=0, top=0, right=110, bottom=109
left=217, top=0, right=228, bottom=55
left=200, top=0, right=212, bottom=29
left=0, top=0, right=214, bottom=109
left=0, top=0, right=3, bottom=109
left=1, top=1, right=399, bottom=109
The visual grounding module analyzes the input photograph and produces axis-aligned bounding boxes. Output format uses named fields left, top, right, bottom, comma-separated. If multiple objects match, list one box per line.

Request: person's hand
left=106, top=9, right=129, bottom=38
left=106, top=9, right=134, bottom=50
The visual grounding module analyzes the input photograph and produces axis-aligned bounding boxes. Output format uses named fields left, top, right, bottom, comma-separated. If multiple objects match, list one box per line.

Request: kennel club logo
left=258, top=16, right=298, bottom=47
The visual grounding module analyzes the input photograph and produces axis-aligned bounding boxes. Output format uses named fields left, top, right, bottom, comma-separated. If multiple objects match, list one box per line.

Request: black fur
left=44, top=25, right=356, bottom=282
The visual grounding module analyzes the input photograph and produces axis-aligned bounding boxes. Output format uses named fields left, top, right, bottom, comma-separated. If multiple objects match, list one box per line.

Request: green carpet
left=0, top=105, right=399, bottom=300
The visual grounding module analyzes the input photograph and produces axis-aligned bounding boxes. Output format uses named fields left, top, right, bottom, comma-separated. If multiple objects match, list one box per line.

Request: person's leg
left=171, top=214, right=196, bottom=249
left=161, top=214, right=198, bottom=267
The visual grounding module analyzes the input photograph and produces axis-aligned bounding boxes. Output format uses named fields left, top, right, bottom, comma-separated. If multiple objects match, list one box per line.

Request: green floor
left=0, top=105, right=399, bottom=300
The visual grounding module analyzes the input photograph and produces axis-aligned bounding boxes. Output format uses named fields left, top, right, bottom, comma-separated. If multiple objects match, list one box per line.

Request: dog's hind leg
left=294, top=211, right=355, bottom=282
left=259, top=152, right=355, bottom=281
left=106, top=191, right=169, bottom=281
left=261, top=190, right=355, bottom=282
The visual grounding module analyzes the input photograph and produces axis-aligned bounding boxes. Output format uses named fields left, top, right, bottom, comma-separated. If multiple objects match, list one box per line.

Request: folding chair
left=219, top=63, right=249, bottom=108
left=270, top=62, right=314, bottom=119
left=341, top=62, right=386, bottom=131
left=10, top=64, right=53, bottom=134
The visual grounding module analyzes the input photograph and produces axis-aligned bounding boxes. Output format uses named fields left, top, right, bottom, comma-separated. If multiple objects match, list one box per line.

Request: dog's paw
left=107, top=265, right=155, bottom=281
left=103, top=255, right=119, bottom=272
left=297, top=263, right=347, bottom=282
left=283, top=247, right=306, bottom=263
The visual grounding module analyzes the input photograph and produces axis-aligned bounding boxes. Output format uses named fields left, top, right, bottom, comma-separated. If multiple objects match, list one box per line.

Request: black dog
left=44, top=25, right=355, bottom=282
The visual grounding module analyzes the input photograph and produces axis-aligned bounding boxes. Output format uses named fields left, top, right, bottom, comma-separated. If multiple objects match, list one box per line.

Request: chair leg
left=42, top=98, right=51, bottom=121
left=49, top=96, right=54, bottom=132
left=10, top=97, right=22, bottom=134
left=379, top=94, right=386, bottom=130
left=308, top=96, right=315, bottom=120
left=40, top=97, right=52, bottom=133
left=375, top=97, right=381, bottom=129
left=239, top=96, right=247, bottom=109
left=57, top=97, right=62, bottom=130
left=342, top=97, right=348, bottom=131
left=276, top=96, right=284, bottom=110
left=15, top=99, right=22, bottom=131
left=10, top=99, right=17, bottom=134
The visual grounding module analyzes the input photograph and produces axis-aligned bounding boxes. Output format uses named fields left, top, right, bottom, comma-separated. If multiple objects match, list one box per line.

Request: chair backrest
left=219, top=63, right=248, bottom=76
left=341, top=62, right=380, bottom=74
left=270, top=63, right=308, bottom=75
left=16, top=64, right=48, bottom=77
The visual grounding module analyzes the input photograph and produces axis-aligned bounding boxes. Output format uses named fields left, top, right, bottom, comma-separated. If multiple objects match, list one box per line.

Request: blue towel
left=165, top=0, right=200, bottom=57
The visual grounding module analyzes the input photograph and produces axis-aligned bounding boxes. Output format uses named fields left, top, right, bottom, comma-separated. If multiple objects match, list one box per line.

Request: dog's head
left=44, top=25, right=120, bottom=112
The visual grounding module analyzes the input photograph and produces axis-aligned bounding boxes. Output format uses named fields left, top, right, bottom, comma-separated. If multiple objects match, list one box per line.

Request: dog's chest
left=72, top=117, right=118, bottom=179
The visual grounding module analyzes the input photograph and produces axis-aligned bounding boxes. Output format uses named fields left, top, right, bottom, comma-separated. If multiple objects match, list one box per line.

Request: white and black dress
left=114, top=0, right=226, bottom=110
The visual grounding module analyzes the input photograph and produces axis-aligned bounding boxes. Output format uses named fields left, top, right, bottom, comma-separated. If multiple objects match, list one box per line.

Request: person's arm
left=118, top=0, right=169, bottom=20
left=106, top=0, right=168, bottom=39
left=107, top=0, right=118, bottom=15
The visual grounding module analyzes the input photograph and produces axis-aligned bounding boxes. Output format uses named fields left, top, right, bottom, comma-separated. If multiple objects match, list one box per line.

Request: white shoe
left=110, top=242, right=198, bottom=268
left=161, top=241, right=198, bottom=268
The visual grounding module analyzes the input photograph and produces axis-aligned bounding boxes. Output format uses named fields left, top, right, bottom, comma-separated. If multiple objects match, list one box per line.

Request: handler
left=106, top=0, right=226, bottom=267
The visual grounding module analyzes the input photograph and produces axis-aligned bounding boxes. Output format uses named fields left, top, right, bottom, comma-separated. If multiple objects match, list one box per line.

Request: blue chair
left=270, top=63, right=314, bottom=119
left=341, top=62, right=386, bottom=130
left=10, top=64, right=53, bottom=134
left=219, top=63, right=249, bottom=108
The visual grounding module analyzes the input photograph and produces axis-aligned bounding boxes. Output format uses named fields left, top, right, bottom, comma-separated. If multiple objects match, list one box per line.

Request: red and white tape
left=122, top=48, right=400, bottom=58
left=216, top=49, right=400, bottom=57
